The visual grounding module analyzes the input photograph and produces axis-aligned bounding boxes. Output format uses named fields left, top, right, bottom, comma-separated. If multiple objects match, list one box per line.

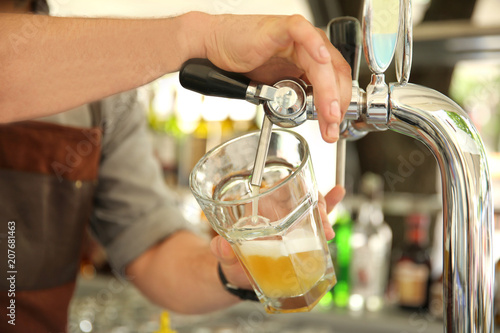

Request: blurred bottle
left=228, top=99, right=259, bottom=136
left=494, top=213, right=500, bottom=327
left=428, top=274, right=443, bottom=319
left=349, top=173, right=392, bottom=312
left=330, top=206, right=353, bottom=308
left=429, top=212, right=444, bottom=319
left=495, top=258, right=500, bottom=326
left=175, top=82, right=203, bottom=187
left=220, top=116, right=235, bottom=142
left=154, top=312, right=177, bottom=333
left=147, top=77, right=181, bottom=186
left=392, top=213, right=431, bottom=310
left=196, top=95, right=236, bottom=152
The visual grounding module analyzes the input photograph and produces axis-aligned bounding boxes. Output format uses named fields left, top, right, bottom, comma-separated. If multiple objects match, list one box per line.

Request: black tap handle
left=328, top=17, right=361, bottom=81
left=179, top=58, right=251, bottom=100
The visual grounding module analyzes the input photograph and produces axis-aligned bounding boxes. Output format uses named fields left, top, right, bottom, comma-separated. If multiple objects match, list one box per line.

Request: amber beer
left=238, top=238, right=326, bottom=298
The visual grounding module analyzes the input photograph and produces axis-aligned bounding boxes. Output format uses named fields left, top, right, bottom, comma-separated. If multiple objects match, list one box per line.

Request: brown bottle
left=392, top=213, right=431, bottom=310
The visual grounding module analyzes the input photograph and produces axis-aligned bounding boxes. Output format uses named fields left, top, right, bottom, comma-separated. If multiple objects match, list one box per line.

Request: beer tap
left=179, top=59, right=316, bottom=189
left=179, top=0, right=493, bottom=330
left=330, top=0, right=493, bottom=332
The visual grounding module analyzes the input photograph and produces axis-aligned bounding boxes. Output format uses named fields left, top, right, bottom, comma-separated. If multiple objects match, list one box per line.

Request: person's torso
left=0, top=104, right=103, bottom=333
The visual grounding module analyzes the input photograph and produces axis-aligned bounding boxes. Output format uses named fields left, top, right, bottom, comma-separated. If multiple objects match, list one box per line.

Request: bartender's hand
left=202, top=14, right=352, bottom=143
left=210, top=185, right=345, bottom=290
left=1, top=12, right=351, bottom=127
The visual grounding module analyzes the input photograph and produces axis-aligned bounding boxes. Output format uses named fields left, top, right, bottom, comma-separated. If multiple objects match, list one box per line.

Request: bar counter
left=69, top=275, right=453, bottom=333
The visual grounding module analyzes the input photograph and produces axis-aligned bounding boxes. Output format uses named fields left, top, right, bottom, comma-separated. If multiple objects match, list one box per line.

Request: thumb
left=210, top=236, right=252, bottom=289
left=210, top=236, right=239, bottom=266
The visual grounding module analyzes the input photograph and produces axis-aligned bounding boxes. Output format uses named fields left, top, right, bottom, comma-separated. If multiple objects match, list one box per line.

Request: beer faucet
left=178, top=0, right=493, bottom=330
left=179, top=59, right=315, bottom=188
left=331, top=0, right=493, bottom=332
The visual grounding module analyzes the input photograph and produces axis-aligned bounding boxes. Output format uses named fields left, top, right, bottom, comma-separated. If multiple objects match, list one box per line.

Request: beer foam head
left=287, top=236, right=322, bottom=254
left=239, top=236, right=322, bottom=258
left=239, top=240, right=287, bottom=257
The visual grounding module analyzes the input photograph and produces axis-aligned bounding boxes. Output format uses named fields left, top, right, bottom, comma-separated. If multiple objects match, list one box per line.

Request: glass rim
left=189, top=129, right=310, bottom=206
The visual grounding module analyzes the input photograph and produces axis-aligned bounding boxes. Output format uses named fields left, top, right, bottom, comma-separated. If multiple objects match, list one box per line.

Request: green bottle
left=329, top=206, right=353, bottom=308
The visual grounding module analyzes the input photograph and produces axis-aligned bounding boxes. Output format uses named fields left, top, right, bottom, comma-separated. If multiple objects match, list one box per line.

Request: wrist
left=217, top=263, right=259, bottom=302
left=177, top=11, right=212, bottom=62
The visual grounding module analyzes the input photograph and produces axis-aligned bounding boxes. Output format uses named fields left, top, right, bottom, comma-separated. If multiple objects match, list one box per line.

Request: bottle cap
left=406, top=213, right=430, bottom=228
left=405, top=213, right=430, bottom=244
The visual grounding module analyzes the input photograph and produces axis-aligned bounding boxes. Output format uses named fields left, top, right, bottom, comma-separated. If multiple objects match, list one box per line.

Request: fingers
left=322, top=217, right=335, bottom=241
left=283, top=17, right=352, bottom=143
left=210, top=236, right=253, bottom=289
left=210, top=236, right=239, bottom=266
left=209, top=13, right=352, bottom=143
left=312, top=39, right=352, bottom=143
left=325, top=185, right=346, bottom=213
left=318, top=186, right=346, bottom=241
left=318, top=194, right=335, bottom=241
left=309, top=56, right=342, bottom=143
left=285, top=15, right=332, bottom=64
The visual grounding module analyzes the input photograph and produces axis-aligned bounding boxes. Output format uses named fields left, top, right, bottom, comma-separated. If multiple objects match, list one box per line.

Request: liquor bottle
left=226, top=98, right=258, bottom=137
left=329, top=205, right=353, bottom=308
left=349, top=173, right=392, bottom=312
left=392, top=213, right=432, bottom=310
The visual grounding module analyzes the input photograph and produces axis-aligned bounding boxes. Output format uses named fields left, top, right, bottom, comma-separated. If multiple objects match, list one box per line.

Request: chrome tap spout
left=389, top=83, right=494, bottom=332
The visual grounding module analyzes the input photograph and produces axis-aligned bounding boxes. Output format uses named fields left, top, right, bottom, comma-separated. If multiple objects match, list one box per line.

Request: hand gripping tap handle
left=179, top=58, right=287, bottom=109
left=328, top=17, right=361, bottom=187
left=179, top=58, right=251, bottom=101
left=179, top=58, right=274, bottom=189
left=179, top=59, right=316, bottom=189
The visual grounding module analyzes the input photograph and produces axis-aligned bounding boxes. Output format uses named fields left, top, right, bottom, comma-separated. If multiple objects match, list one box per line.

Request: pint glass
left=190, top=130, right=336, bottom=313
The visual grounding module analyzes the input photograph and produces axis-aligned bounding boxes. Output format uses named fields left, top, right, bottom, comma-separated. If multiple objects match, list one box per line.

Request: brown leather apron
left=0, top=112, right=102, bottom=333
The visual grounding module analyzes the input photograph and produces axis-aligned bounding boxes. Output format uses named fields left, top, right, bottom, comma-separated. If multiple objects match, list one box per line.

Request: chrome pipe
left=388, top=83, right=494, bottom=332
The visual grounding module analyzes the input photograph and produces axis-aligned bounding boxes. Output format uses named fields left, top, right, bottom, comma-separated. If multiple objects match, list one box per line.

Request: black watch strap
left=217, top=263, right=259, bottom=302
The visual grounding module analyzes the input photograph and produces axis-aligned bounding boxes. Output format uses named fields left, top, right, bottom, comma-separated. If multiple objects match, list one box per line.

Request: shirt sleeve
left=89, top=91, right=194, bottom=275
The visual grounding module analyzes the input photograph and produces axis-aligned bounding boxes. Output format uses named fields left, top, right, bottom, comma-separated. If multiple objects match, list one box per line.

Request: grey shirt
left=39, top=90, right=191, bottom=274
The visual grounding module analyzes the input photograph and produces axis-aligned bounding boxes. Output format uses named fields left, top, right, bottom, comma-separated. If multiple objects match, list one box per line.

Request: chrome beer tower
left=333, top=0, right=493, bottom=331
left=179, top=0, right=493, bottom=331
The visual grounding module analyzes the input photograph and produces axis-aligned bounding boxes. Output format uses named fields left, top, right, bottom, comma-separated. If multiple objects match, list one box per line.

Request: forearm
left=126, top=230, right=241, bottom=314
left=0, top=11, right=209, bottom=122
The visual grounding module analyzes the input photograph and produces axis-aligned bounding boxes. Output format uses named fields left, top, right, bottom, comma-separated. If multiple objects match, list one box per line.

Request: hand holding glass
left=190, top=130, right=336, bottom=313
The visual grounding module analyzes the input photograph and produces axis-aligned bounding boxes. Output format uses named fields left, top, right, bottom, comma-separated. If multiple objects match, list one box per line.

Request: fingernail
left=211, top=236, right=222, bottom=256
left=319, top=45, right=330, bottom=60
left=330, top=100, right=340, bottom=119
left=327, top=122, right=339, bottom=140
